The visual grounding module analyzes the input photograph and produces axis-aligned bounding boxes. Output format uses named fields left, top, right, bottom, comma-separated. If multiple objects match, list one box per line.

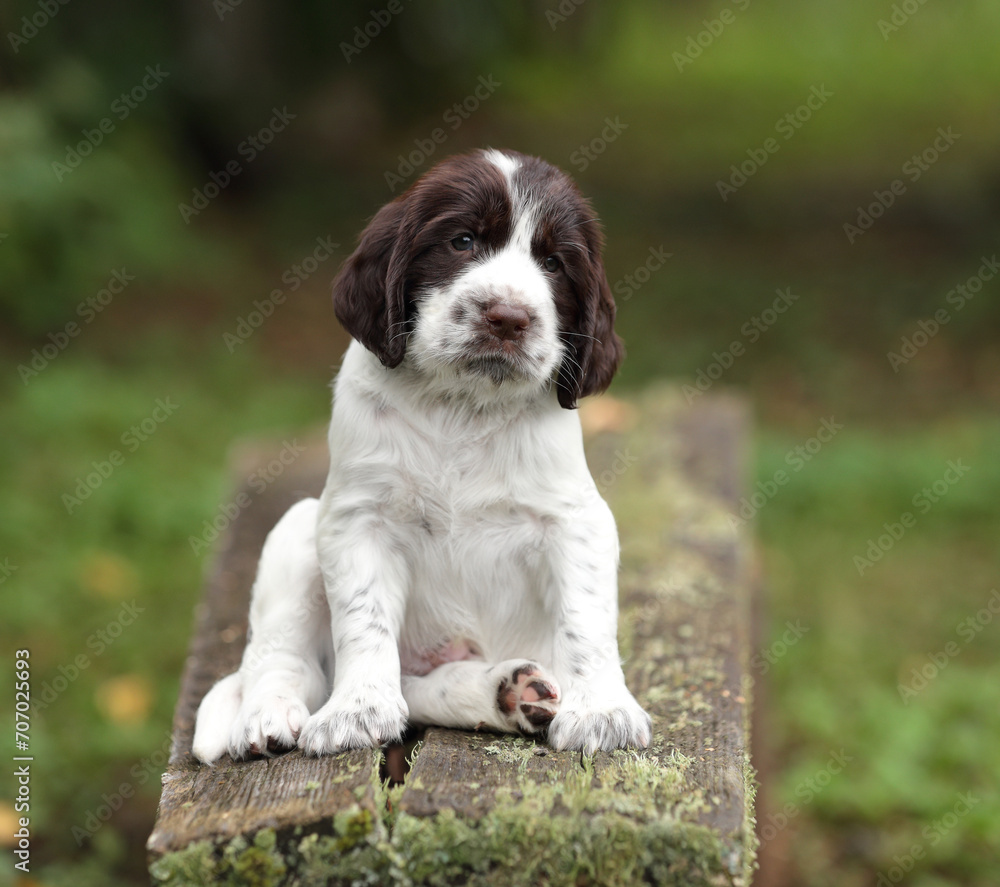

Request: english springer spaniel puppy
left=193, top=148, right=651, bottom=762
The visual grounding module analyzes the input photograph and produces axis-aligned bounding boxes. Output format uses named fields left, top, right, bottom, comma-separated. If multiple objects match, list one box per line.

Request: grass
left=752, top=419, right=1000, bottom=886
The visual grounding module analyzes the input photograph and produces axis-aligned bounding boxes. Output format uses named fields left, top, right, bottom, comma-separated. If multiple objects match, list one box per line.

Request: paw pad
left=496, top=663, right=561, bottom=734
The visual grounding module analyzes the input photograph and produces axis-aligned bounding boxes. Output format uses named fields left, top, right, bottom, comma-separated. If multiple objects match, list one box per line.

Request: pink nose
left=485, top=303, right=530, bottom=341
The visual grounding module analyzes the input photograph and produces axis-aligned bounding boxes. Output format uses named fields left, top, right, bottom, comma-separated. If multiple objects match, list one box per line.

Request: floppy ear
left=332, top=198, right=410, bottom=367
left=557, top=230, right=625, bottom=409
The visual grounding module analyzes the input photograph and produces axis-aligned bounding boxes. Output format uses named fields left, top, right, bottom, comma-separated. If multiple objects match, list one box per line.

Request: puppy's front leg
left=545, top=501, right=652, bottom=754
left=298, top=512, right=409, bottom=755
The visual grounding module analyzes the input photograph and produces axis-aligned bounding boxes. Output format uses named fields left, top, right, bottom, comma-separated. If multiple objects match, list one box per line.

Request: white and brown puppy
left=193, top=148, right=651, bottom=763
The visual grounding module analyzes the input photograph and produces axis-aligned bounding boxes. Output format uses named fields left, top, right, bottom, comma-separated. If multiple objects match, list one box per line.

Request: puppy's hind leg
left=402, top=660, right=561, bottom=736
left=230, top=497, right=331, bottom=759
left=194, top=498, right=331, bottom=763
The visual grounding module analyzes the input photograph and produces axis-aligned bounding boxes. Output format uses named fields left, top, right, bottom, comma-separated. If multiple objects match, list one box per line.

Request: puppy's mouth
left=461, top=341, right=533, bottom=385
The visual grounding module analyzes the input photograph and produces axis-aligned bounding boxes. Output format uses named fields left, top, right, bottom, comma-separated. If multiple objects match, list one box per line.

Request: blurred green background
left=1, top=1, right=998, bottom=885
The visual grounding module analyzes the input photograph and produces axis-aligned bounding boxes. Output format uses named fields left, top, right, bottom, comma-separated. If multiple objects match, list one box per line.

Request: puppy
left=193, top=148, right=651, bottom=762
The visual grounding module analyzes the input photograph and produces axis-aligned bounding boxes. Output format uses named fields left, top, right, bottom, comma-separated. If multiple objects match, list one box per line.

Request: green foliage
left=752, top=418, right=1000, bottom=884
left=0, top=90, right=222, bottom=334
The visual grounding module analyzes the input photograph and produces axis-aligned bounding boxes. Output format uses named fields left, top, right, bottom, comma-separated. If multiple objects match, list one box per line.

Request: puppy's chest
left=334, top=398, right=578, bottom=568
left=400, top=474, right=559, bottom=657
left=386, top=452, right=558, bottom=546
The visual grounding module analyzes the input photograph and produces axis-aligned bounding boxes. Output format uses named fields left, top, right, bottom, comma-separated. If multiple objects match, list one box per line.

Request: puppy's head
left=332, top=148, right=623, bottom=408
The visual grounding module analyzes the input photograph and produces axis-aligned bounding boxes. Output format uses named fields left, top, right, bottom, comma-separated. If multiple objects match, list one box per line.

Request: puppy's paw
left=493, top=661, right=561, bottom=735
left=228, top=695, right=310, bottom=760
left=298, top=689, right=408, bottom=756
left=192, top=672, right=242, bottom=764
left=548, top=691, right=652, bottom=754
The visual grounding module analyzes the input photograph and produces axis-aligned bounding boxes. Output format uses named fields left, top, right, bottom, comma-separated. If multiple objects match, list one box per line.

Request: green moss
left=149, top=839, right=218, bottom=886
left=330, top=806, right=375, bottom=853
left=328, top=754, right=367, bottom=785
left=295, top=806, right=391, bottom=887
left=741, top=754, right=760, bottom=880
left=607, top=747, right=691, bottom=796
left=482, top=737, right=537, bottom=772
left=220, top=830, right=287, bottom=886
left=149, top=830, right=288, bottom=887
left=149, top=808, right=387, bottom=887
left=379, top=739, right=745, bottom=887
left=390, top=797, right=738, bottom=887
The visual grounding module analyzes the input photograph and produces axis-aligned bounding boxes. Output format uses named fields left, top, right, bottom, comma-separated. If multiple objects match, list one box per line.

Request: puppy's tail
left=192, top=672, right=242, bottom=764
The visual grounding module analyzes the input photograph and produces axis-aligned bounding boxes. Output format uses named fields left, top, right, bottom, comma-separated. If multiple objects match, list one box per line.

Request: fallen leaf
left=95, top=674, right=154, bottom=726
left=579, top=395, right=638, bottom=437
left=0, top=801, right=20, bottom=847
left=80, top=551, right=138, bottom=600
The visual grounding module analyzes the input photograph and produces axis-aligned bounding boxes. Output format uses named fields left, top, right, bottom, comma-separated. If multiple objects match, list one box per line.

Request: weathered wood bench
left=147, top=388, right=758, bottom=886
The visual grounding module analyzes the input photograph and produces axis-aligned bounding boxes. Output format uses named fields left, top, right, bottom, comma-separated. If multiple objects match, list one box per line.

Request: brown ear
left=557, top=227, right=625, bottom=409
left=579, top=271, right=625, bottom=398
left=332, top=198, right=409, bottom=366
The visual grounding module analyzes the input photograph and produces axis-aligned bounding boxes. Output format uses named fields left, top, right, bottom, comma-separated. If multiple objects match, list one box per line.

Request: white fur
left=193, top=164, right=651, bottom=762
left=484, top=147, right=521, bottom=184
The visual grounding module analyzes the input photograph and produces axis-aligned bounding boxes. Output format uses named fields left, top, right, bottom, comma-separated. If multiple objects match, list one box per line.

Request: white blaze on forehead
left=508, top=201, right=537, bottom=254
left=482, top=150, right=538, bottom=254
left=455, top=149, right=545, bottom=312
left=483, top=148, right=520, bottom=186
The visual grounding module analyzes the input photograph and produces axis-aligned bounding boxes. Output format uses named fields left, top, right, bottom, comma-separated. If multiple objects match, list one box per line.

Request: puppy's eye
left=451, top=233, right=475, bottom=251
left=543, top=255, right=561, bottom=273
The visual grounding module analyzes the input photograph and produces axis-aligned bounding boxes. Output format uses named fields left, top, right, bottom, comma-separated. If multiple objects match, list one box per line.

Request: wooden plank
left=147, top=390, right=757, bottom=886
